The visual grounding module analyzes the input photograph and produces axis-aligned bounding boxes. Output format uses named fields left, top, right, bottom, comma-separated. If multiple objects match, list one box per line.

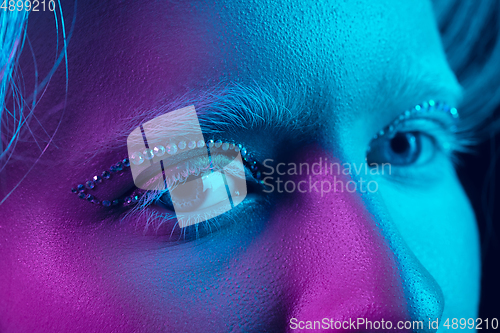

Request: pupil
left=390, top=133, right=410, bottom=154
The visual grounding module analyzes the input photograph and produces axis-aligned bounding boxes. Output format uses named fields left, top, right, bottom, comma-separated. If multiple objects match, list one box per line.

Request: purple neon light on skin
left=0, top=0, right=480, bottom=332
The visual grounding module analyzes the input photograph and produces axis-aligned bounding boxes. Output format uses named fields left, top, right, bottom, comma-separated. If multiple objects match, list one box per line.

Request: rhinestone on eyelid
left=143, top=149, right=154, bottom=160
left=115, top=162, right=123, bottom=171
left=166, top=143, right=177, bottom=155
left=197, top=140, right=205, bottom=148
left=131, top=151, right=144, bottom=165
left=222, top=142, right=229, bottom=150
left=188, top=140, right=196, bottom=149
left=178, top=141, right=186, bottom=149
left=207, top=139, right=214, bottom=148
left=215, top=140, right=222, bottom=148
left=153, top=145, right=165, bottom=157
left=102, top=170, right=111, bottom=179
left=93, top=175, right=102, bottom=183
left=85, top=181, right=95, bottom=189
left=370, top=100, right=459, bottom=142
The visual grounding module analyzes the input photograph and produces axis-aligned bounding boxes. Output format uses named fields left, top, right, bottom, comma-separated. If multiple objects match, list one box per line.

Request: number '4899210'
left=442, top=318, right=499, bottom=330
left=1, top=0, right=56, bottom=12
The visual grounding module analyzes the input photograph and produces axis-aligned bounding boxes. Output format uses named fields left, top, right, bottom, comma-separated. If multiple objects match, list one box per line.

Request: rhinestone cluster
left=71, top=139, right=263, bottom=206
left=130, top=139, right=250, bottom=165
left=371, top=100, right=459, bottom=141
left=71, top=158, right=142, bottom=207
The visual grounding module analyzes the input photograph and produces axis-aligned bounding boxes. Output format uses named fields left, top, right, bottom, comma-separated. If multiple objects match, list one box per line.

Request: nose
left=265, top=146, right=444, bottom=332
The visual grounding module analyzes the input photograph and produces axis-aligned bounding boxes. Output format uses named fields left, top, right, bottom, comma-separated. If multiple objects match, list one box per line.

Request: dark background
left=458, top=131, right=500, bottom=321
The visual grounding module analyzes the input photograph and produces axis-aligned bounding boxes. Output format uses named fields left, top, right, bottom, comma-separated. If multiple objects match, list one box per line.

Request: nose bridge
left=266, top=146, right=443, bottom=331
left=367, top=196, right=445, bottom=330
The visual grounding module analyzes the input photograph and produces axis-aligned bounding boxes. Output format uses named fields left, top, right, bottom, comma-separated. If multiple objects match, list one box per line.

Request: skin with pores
left=0, top=0, right=480, bottom=332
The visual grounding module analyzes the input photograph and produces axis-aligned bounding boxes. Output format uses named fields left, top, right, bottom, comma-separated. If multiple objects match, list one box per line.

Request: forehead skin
left=0, top=0, right=478, bottom=332
left=22, top=0, right=459, bottom=148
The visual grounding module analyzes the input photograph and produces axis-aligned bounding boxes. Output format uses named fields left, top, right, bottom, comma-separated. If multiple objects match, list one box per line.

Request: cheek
left=438, top=193, right=480, bottom=319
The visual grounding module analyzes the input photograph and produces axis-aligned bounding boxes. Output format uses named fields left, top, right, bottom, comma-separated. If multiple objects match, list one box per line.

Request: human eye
left=366, top=101, right=464, bottom=179
left=118, top=140, right=267, bottom=240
